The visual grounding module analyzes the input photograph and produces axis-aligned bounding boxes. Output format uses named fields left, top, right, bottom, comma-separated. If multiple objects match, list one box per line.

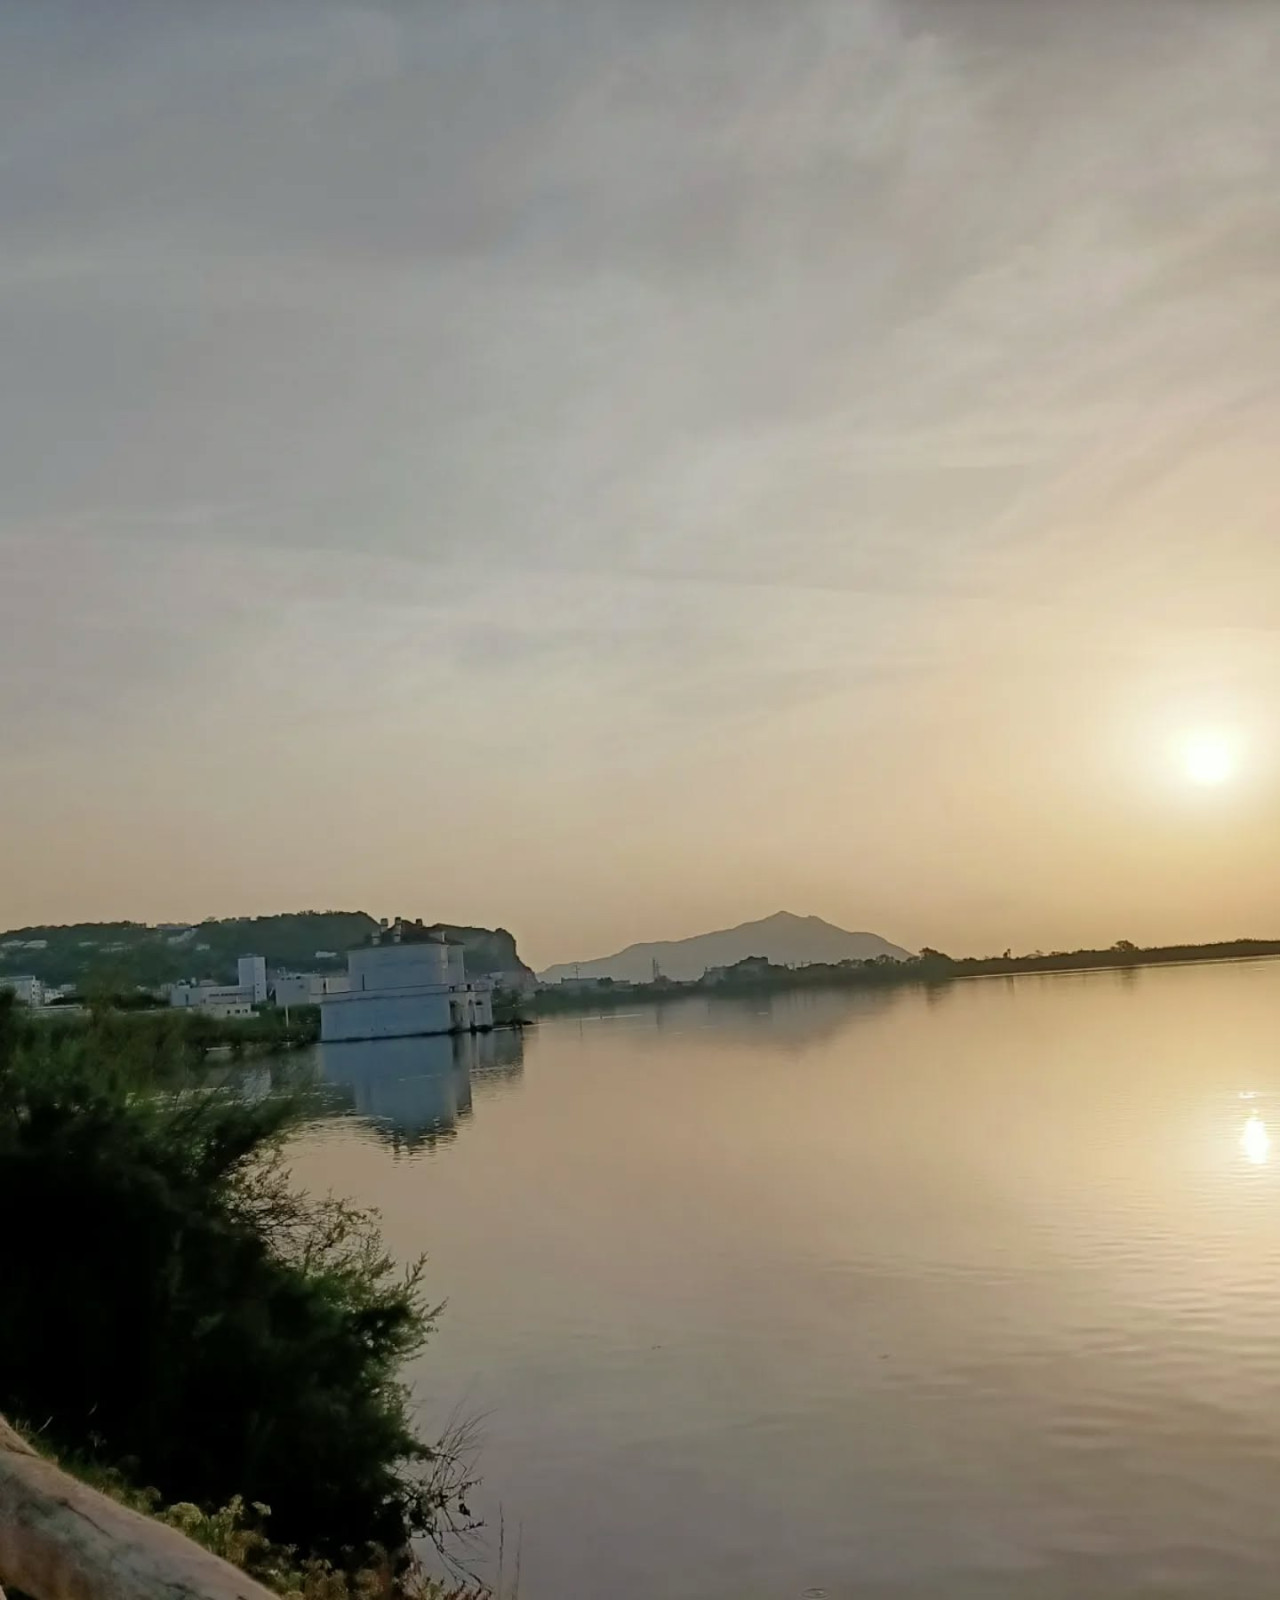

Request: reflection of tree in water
left=313, top=1028, right=524, bottom=1155
left=608, top=987, right=904, bottom=1055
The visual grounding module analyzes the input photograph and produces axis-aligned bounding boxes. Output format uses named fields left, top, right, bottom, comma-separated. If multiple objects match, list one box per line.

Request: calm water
left=290, top=960, right=1280, bottom=1600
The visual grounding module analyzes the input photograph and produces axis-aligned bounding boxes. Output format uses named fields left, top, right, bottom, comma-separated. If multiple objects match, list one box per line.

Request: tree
left=0, top=996, right=470, bottom=1570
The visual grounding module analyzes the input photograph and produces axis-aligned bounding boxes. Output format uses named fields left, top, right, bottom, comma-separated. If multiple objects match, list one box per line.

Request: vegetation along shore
left=0, top=994, right=488, bottom=1598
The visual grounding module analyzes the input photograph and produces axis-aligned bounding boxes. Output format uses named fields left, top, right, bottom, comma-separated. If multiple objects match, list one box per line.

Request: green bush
left=0, top=994, right=470, bottom=1570
left=58, top=1469, right=478, bottom=1600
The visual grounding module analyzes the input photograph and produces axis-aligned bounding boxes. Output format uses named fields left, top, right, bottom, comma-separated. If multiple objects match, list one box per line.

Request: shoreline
left=522, top=943, right=1280, bottom=1020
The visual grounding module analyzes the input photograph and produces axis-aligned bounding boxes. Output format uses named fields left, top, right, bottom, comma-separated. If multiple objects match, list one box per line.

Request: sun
left=1180, top=732, right=1236, bottom=787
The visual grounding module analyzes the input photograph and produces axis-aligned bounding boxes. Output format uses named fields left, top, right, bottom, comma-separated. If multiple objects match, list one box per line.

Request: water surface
left=290, top=960, right=1280, bottom=1599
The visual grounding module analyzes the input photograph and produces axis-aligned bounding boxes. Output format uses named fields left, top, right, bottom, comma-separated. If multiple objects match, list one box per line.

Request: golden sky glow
left=2, top=2, right=1280, bottom=967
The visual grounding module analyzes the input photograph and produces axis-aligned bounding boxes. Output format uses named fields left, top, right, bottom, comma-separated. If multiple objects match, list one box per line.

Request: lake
left=289, top=959, right=1280, bottom=1600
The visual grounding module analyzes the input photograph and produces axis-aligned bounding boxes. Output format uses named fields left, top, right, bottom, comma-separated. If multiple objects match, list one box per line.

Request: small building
left=320, top=919, right=493, bottom=1043
left=168, top=953, right=266, bottom=1019
left=168, top=983, right=255, bottom=1020
left=238, top=955, right=268, bottom=1005
left=0, top=975, right=42, bottom=1006
left=272, top=971, right=349, bottom=1007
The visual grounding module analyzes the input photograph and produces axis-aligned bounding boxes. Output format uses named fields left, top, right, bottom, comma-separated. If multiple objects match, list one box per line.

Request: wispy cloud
left=3, top=0, right=1280, bottom=951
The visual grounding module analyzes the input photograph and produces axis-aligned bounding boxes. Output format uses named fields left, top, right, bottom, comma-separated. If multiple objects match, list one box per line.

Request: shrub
left=0, top=994, right=471, bottom=1570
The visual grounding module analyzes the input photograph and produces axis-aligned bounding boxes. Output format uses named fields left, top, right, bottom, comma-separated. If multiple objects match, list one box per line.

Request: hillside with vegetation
left=533, top=936, right=1280, bottom=1015
left=540, top=910, right=911, bottom=984
left=0, top=911, right=533, bottom=995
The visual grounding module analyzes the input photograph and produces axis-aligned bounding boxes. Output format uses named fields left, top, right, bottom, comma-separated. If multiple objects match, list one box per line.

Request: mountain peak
left=539, top=913, right=909, bottom=984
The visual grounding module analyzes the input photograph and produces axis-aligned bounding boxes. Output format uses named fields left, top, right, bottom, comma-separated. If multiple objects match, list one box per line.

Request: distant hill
left=0, top=912, right=533, bottom=993
left=539, top=912, right=911, bottom=985
left=424, top=923, right=532, bottom=982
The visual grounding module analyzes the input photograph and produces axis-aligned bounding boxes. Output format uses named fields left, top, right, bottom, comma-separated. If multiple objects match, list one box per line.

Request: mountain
left=0, top=912, right=534, bottom=993
left=539, top=912, right=912, bottom=985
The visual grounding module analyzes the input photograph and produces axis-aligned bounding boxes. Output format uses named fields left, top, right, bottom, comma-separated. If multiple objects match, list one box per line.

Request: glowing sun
left=1180, top=733, right=1236, bottom=787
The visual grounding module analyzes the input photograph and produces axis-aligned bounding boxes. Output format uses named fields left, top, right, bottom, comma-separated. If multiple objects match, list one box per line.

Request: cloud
left=3, top=0, right=1280, bottom=946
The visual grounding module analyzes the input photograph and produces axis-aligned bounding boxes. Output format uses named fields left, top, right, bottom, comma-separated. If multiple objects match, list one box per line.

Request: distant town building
left=168, top=953, right=267, bottom=1019
left=0, top=975, right=42, bottom=1006
left=238, top=955, right=268, bottom=1005
left=168, top=983, right=255, bottom=1020
left=320, top=919, right=493, bottom=1043
left=272, top=972, right=348, bottom=1008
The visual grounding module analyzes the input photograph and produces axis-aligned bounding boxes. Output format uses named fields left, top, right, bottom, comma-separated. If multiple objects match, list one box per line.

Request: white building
left=238, top=955, right=268, bottom=1005
left=320, top=920, right=493, bottom=1043
left=272, top=971, right=349, bottom=1008
left=168, top=953, right=266, bottom=1019
left=0, top=975, right=42, bottom=1006
left=168, top=983, right=255, bottom=1019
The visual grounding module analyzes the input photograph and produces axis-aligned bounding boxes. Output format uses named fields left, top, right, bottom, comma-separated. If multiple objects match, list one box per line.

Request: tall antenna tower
left=651, top=957, right=661, bottom=983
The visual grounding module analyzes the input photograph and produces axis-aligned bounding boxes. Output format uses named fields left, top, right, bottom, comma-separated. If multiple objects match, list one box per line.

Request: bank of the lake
left=524, top=935, right=1280, bottom=1020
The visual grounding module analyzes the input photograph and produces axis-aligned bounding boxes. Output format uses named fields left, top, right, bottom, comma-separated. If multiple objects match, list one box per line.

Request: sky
left=3, top=0, right=1280, bottom=969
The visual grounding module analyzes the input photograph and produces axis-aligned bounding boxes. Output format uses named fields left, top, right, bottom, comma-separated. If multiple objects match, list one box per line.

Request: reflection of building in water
left=316, top=1027, right=526, bottom=1152
left=316, top=1033, right=477, bottom=1153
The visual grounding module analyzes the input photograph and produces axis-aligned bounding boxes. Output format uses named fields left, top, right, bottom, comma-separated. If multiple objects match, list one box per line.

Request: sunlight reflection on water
left=1241, top=1113, right=1271, bottom=1165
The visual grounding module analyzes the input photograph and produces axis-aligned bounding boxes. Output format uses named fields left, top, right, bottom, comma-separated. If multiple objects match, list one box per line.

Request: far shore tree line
left=524, top=936, right=1280, bottom=1016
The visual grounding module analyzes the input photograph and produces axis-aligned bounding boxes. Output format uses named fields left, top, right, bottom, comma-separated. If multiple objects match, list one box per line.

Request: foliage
left=0, top=993, right=474, bottom=1571
left=490, top=990, right=533, bottom=1027
left=48, top=1464, right=481, bottom=1600
left=530, top=936, right=1280, bottom=1016
left=0, top=911, right=532, bottom=996
left=424, top=926, right=527, bottom=983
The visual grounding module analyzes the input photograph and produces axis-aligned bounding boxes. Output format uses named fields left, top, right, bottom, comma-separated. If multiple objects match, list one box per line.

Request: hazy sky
left=4, top=0, right=1280, bottom=967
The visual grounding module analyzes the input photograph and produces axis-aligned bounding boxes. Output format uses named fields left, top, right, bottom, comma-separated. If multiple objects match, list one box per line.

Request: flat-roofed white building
left=0, top=974, right=42, bottom=1006
left=272, top=972, right=349, bottom=1007
left=238, top=955, right=268, bottom=1004
left=168, top=982, right=255, bottom=1019
left=320, top=919, right=493, bottom=1043
left=169, top=954, right=266, bottom=1019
